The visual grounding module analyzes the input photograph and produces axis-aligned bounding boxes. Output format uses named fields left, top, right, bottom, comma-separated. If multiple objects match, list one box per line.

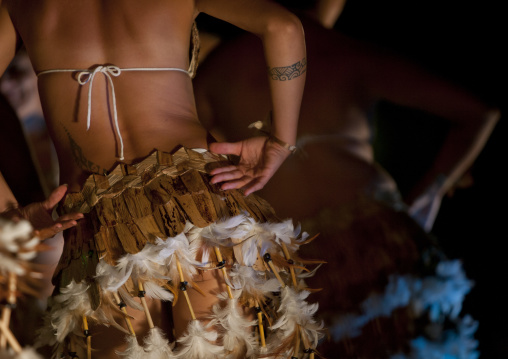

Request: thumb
left=42, top=184, right=68, bottom=211
left=209, top=141, right=242, bottom=156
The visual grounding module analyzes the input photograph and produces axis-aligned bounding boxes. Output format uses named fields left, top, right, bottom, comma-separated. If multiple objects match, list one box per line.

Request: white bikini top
left=37, top=65, right=191, bottom=161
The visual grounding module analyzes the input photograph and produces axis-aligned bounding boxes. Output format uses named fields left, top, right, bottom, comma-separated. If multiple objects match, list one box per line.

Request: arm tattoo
left=268, top=58, right=307, bottom=81
left=64, top=126, right=107, bottom=174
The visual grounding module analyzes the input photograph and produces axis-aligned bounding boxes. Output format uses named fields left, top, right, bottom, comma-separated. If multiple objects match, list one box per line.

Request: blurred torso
left=194, top=17, right=398, bottom=220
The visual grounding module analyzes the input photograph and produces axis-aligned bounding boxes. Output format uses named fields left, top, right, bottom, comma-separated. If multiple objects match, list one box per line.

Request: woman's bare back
left=4, top=0, right=208, bottom=190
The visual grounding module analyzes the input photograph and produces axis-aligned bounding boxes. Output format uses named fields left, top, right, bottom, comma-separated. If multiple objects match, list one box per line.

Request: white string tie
left=37, top=65, right=190, bottom=162
left=77, top=65, right=124, bottom=160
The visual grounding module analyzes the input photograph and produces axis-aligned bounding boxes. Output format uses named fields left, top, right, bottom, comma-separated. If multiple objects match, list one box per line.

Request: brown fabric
left=53, top=147, right=278, bottom=308
left=301, top=197, right=442, bottom=357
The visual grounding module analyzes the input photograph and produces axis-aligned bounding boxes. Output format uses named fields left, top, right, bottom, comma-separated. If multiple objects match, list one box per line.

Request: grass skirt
left=38, top=147, right=323, bottom=358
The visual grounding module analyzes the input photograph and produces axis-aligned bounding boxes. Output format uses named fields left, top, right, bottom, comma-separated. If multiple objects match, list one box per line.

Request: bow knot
left=77, top=65, right=122, bottom=85
left=77, top=64, right=125, bottom=160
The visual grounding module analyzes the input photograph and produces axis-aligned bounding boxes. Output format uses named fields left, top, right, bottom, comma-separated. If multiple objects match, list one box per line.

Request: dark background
left=336, top=1, right=506, bottom=357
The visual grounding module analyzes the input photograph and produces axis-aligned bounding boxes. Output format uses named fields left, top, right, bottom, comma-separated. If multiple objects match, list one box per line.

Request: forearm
left=196, top=0, right=306, bottom=147
left=366, top=51, right=500, bottom=204
left=262, top=13, right=306, bottom=147
left=407, top=108, right=499, bottom=204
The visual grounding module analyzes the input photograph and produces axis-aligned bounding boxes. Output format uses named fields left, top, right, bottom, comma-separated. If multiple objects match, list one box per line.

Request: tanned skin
left=0, top=0, right=306, bottom=356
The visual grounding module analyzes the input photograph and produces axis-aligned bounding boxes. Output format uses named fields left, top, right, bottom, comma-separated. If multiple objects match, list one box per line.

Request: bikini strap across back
left=37, top=65, right=190, bottom=161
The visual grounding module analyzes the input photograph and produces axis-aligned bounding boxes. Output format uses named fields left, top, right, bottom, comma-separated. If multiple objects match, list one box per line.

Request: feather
left=115, top=335, right=145, bottom=359
left=154, top=233, right=202, bottom=286
left=260, top=220, right=298, bottom=246
left=116, top=244, right=168, bottom=283
left=174, top=320, right=224, bottom=358
left=143, top=327, right=176, bottom=358
left=0, top=252, right=26, bottom=276
left=270, top=287, right=323, bottom=348
left=210, top=298, right=258, bottom=358
left=95, top=259, right=131, bottom=292
left=0, top=348, right=43, bottom=359
left=118, top=287, right=144, bottom=311
left=0, top=218, right=33, bottom=251
left=195, top=215, right=248, bottom=246
left=143, top=281, right=174, bottom=301
left=34, top=310, right=58, bottom=348
left=47, top=280, right=129, bottom=343
left=50, top=280, right=91, bottom=342
left=296, top=263, right=323, bottom=279
left=238, top=220, right=283, bottom=267
left=227, top=264, right=280, bottom=297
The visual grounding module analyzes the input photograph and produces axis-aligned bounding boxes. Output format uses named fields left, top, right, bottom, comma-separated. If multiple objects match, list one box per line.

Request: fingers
left=243, top=177, right=267, bottom=196
left=209, top=141, right=242, bottom=156
left=42, top=184, right=69, bottom=211
left=220, top=177, right=252, bottom=191
left=210, top=168, right=245, bottom=185
left=209, top=165, right=238, bottom=176
left=58, top=212, right=85, bottom=222
left=35, top=217, right=81, bottom=241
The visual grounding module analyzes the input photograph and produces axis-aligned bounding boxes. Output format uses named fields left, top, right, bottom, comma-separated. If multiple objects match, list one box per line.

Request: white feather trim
left=210, top=298, right=258, bottom=357
left=175, top=320, right=224, bottom=358
left=154, top=233, right=201, bottom=286
left=195, top=215, right=248, bottom=246
left=34, top=310, right=58, bottom=348
left=0, top=347, right=43, bottom=359
left=95, top=259, right=131, bottom=292
left=270, top=287, right=323, bottom=347
left=0, top=252, right=26, bottom=275
left=50, top=280, right=92, bottom=342
left=116, top=243, right=168, bottom=283
left=0, top=218, right=33, bottom=251
left=260, top=219, right=298, bottom=246
left=238, top=220, right=284, bottom=267
left=118, top=287, right=144, bottom=311
left=227, top=264, right=280, bottom=296
left=48, top=280, right=126, bottom=343
left=297, top=263, right=323, bottom=279
left=143, top=280, right=174, bottom=301
left=143, top=327, right=176, bottom=358
left=115, top=335, right=145, bottom=358
left=0, top=217, right=40, bottom=274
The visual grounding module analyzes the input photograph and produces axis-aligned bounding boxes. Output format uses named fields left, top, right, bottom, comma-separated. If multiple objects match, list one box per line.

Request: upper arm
left=195, top=0, right=300, bottom=37
left=0, top=4, right=17, bottom=77
left=362, top=47, right=497, bottom=127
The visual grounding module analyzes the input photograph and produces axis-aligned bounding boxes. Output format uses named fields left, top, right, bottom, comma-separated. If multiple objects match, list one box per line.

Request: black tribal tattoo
left=64, top=126, right=107, bottom=174
left=268, top=58, right=307, bottom=81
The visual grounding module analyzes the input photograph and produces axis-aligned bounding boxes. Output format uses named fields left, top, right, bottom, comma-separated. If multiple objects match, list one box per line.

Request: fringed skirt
left=39, top=147, right=323, bottom=358
left=300, top=198, right=476, bottom=358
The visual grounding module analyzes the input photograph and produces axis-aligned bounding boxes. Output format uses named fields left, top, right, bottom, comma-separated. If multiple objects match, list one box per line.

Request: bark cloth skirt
left=37, top=147, right=323, bottom=358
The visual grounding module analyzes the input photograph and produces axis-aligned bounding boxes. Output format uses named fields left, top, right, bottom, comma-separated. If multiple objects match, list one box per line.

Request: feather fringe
left=116, top=244, right=168, bottom=283
left=270, top=287, right=323, bottom=349
left=142, top=280, right=174, bottom=301
left=115, top=335, right=145, bottom=358
left=143, top=327, right=176, bottom=358
left=211, top=298, right=258, bottom=358
left=175, top=320, right=224, bottom=358
left=40, top=280, right=128, bottom=345
left=154, top=233, right=202, bottom=287
left=95, top=258, right=131, bottom=292
left=227, top=264, right=280, bottom=299
left=118, top=287, right=144, bottom=311
left=0, top=348, right=43, bottom=359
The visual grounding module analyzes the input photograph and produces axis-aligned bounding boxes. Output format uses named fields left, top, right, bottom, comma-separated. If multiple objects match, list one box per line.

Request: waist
left=56, top=121, right=210, bottom=191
